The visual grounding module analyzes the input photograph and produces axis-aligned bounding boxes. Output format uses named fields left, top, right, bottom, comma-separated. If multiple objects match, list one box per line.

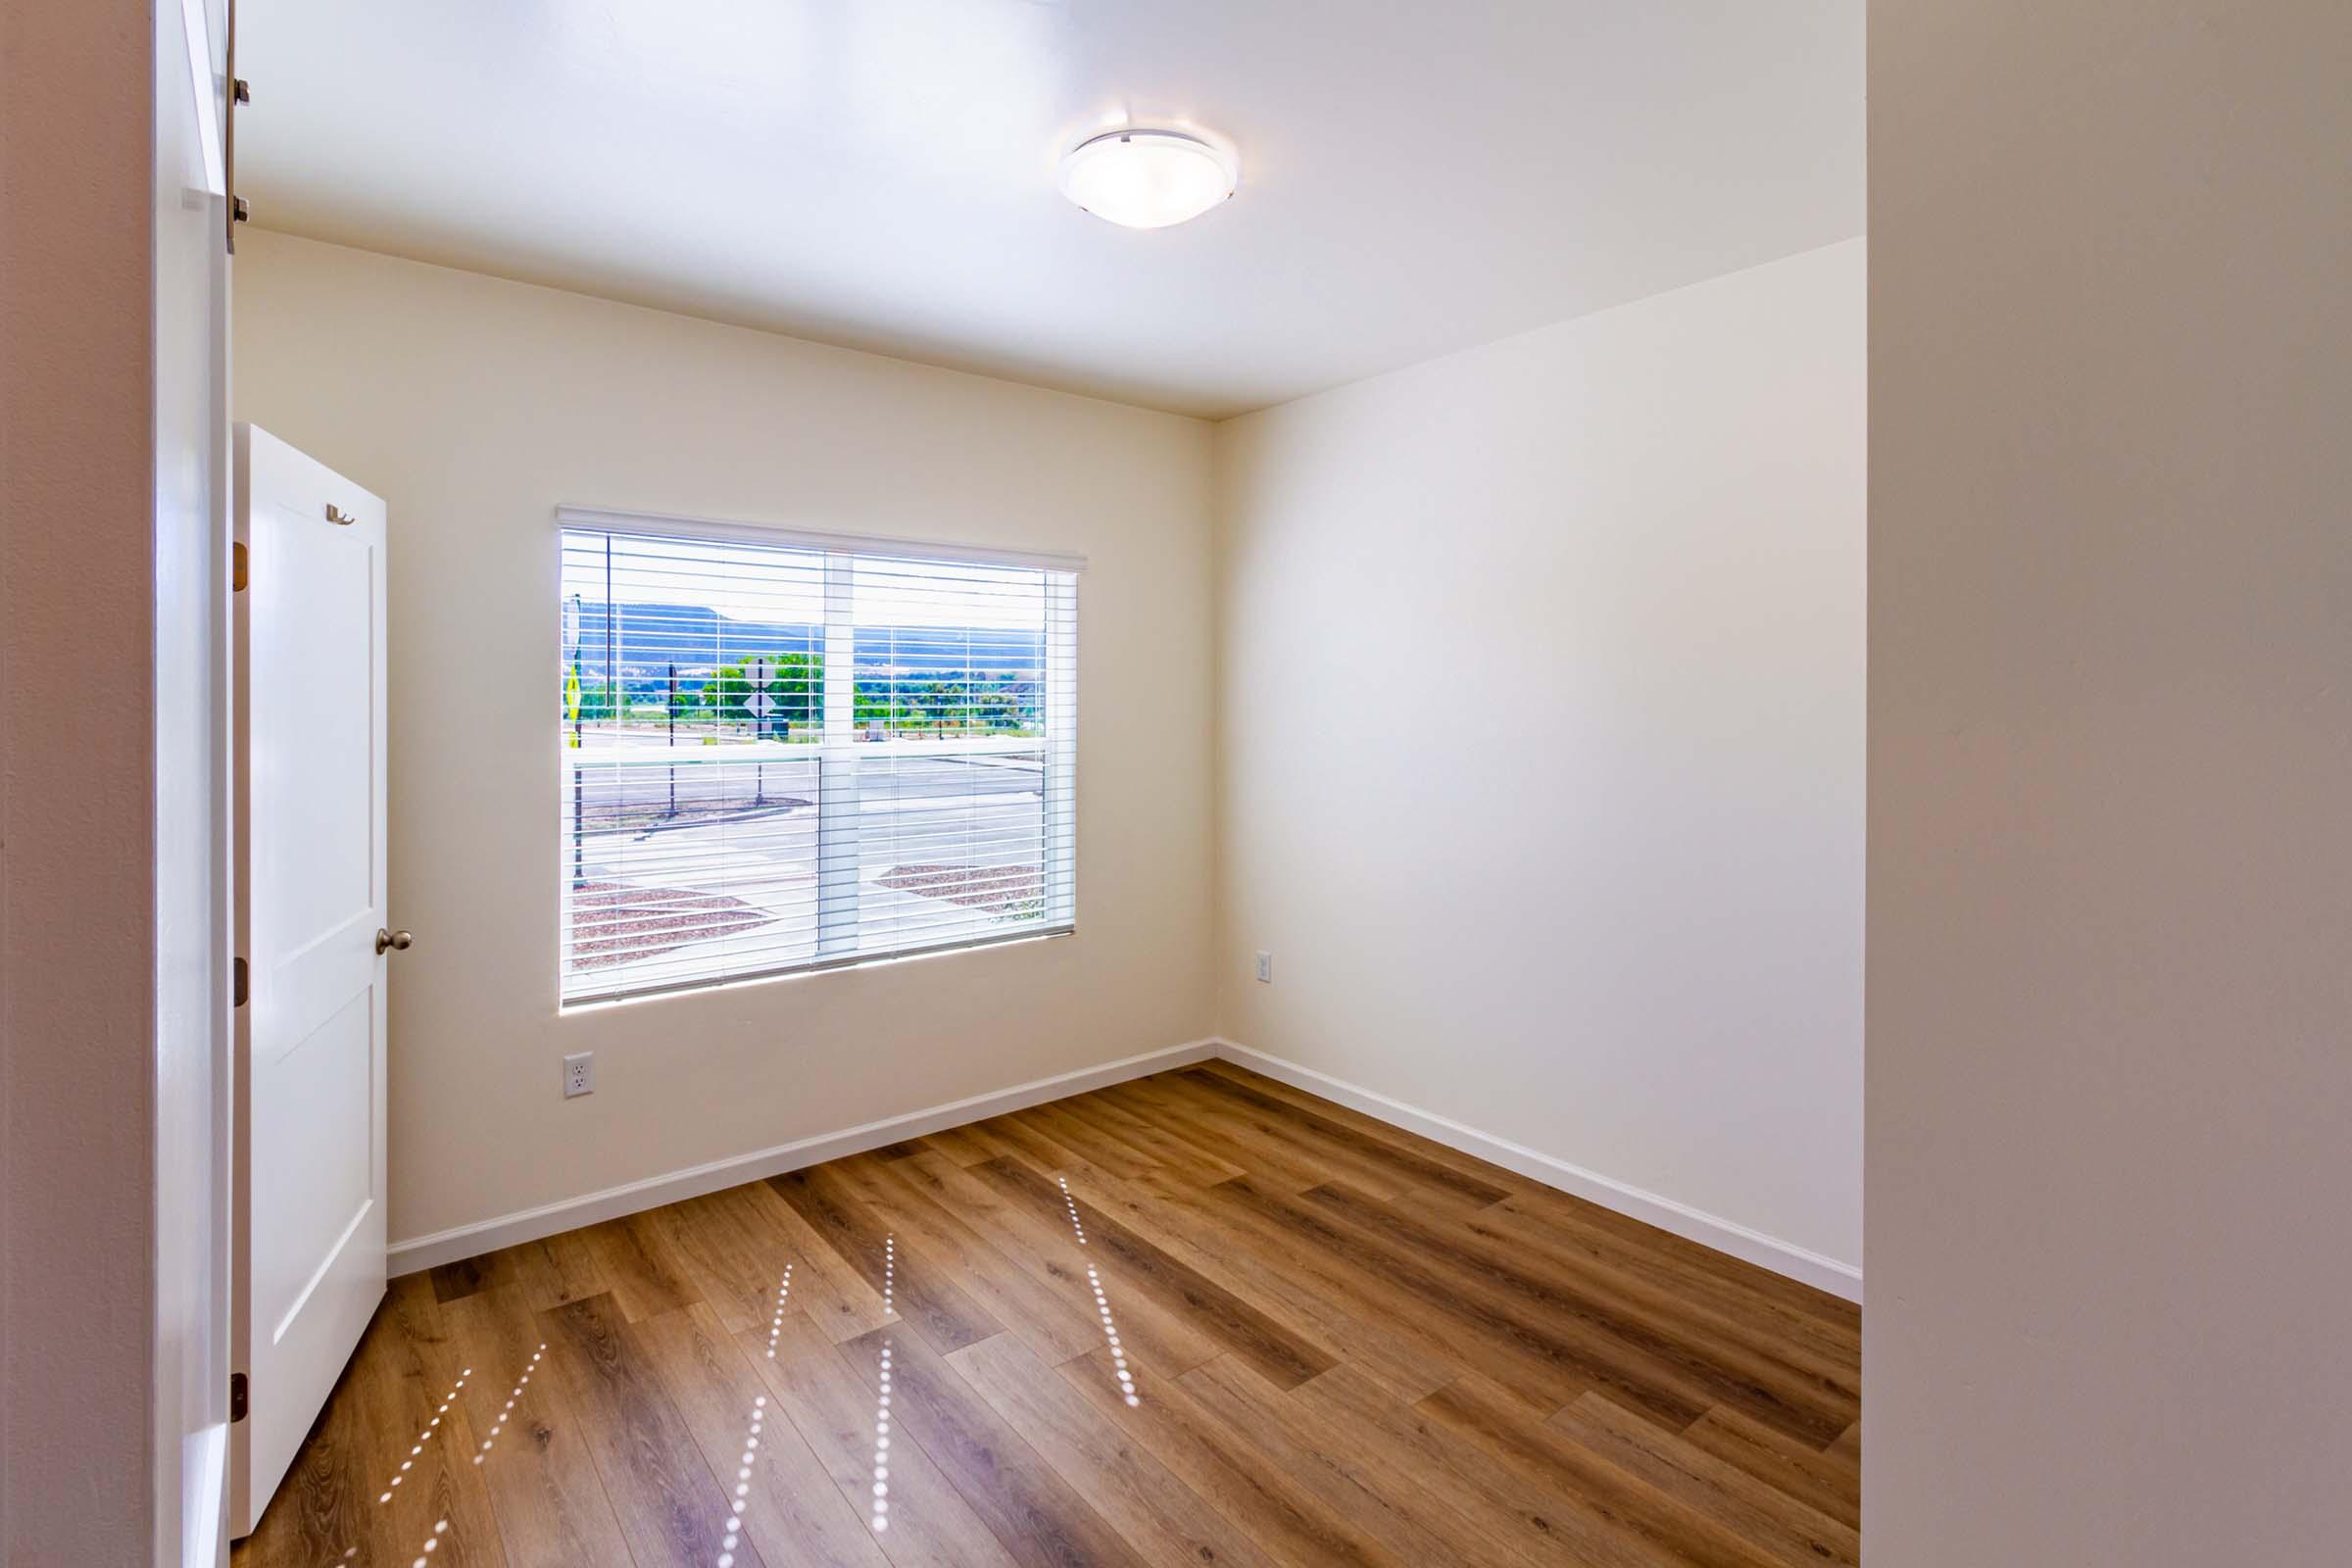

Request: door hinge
left=229, top=1372, right=248, bottom=1423
left=232, top=956, right=249, bottom=1007
left=232, top=540, right=248, bottom=592
left=224, top=0, right=242, bottom=253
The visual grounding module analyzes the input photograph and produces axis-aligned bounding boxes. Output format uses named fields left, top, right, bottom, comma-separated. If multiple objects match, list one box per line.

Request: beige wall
left=1868, top=2, right=2352, bottom=1559
left=233, top=229, right=1870, bottom=1293
left=1213, top=240, right=1866, bottom=1287
left=231, top=231, right=1216, bottom=1250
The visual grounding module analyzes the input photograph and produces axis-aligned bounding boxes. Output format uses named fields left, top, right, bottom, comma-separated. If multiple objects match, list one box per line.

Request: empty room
left=6, top=2, right=2348, bottom=1564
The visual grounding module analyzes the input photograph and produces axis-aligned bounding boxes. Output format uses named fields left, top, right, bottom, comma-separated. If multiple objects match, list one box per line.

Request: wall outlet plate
left=1255, top=951, right=1273, bottom=983
left=563, top=1052, right=594, bottom=1098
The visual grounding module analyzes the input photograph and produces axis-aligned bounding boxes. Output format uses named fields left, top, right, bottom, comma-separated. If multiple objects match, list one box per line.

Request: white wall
left=1868, top=2, right=2352, bottom=1560
left=230, top=232, right=1216, bottom=1251
left=1213, top=239, right=1866, bottom=1287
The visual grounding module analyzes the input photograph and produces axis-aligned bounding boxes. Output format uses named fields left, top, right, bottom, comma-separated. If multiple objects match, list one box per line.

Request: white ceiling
left=237, top=1, right=1862, bottom=419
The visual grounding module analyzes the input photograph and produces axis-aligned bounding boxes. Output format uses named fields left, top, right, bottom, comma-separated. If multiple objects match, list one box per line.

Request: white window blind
left=558, top=517, right=1077, bottom=1004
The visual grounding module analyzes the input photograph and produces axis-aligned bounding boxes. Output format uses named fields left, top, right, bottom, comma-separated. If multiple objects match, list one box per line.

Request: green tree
left=703, top=653, right=820, bottom=734
left=979, top=674, right=1024, bottom=731
left=576, top=680, right=619, bottom=722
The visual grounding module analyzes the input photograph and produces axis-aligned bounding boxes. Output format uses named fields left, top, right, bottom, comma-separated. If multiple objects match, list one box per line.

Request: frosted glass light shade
left=1058, top=129, right=1237, bottom=229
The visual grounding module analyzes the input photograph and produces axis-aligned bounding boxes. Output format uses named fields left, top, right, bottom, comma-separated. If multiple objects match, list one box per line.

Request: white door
left=156, top=0, right=234, bottom=1562
left=230, top=425, right=393, bottom=1538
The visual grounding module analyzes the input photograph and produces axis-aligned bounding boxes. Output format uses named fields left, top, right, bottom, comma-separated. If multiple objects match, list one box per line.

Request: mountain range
left=566, top=601, right=1044, bottom=680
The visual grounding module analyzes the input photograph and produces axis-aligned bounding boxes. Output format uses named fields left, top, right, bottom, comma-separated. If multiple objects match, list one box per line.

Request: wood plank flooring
left=233, top=1061, right=1860, bottom=1567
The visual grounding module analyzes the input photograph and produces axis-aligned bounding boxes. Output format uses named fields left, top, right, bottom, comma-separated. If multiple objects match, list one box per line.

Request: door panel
left=252, top=520, right=377, bottom=948
left=252, top=991, right=374, bottom=1344
left=231, top=425, right=390, bottom=1538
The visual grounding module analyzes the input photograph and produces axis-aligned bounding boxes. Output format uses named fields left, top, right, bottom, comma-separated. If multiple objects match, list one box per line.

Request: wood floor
left=233, top=1060, right=1861, bottom=1568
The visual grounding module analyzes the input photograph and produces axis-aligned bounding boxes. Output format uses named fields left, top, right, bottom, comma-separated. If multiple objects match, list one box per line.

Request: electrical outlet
left=563, top=1052, right=594, bottom=1099
left=1255, top=951, right=1273, bottom=984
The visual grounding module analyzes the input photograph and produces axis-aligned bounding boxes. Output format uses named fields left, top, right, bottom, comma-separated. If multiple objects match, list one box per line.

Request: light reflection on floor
left=1058, top=1177, right=1139, bottom=1405
left=764, top=1264, right=794, bottom=1358
left=320, top=1179, right=1172, bottom=1564
left=377, top=1370, right=467, bottom=1504
left=870, top=1237, right=897, bottom=1534
left=714, top=1393, right=765, bottom=1566
left=472, top=1346, right=543, bottom=1464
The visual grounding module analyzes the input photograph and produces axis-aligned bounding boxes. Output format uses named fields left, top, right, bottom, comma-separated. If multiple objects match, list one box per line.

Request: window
left=557, top=511, right=1077, bottom=1004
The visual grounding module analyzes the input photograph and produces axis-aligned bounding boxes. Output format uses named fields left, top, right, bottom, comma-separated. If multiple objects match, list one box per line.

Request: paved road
left=561, top=741, right=1055, bottom=995
left=569, top=747, right=1043, bottom=822
left=564, top=761, right=1050, bottom=997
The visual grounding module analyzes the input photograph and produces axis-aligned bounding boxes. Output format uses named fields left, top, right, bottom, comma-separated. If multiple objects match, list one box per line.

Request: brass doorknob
left=375, top=928, right=414, bottom=955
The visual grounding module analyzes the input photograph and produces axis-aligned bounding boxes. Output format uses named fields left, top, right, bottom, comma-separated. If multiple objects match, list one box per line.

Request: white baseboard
left=389, top=1030, right=1860, bottom=1304
left=1209, top=1040, right=1863, bottom=1303
left=386, top=1037, right=1220, bottom=1275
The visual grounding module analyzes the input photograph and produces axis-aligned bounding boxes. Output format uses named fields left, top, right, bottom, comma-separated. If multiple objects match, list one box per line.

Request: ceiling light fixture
left=1058, top=128, right=1237, bottom=230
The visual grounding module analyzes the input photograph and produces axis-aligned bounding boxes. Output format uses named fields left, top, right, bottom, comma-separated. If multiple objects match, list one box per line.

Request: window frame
left=554, top=505, right=1082, bottom=1007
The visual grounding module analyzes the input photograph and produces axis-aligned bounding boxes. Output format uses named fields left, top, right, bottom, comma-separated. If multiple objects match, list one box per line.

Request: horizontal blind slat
left=559, top=522, right=1076, bottom=1004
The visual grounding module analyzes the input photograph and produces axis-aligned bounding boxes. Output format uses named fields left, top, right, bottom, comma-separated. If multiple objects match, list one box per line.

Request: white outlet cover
left=1255, top=951, right=1273, bottom=983
left=563, top=1051, right=594, bottom=1098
